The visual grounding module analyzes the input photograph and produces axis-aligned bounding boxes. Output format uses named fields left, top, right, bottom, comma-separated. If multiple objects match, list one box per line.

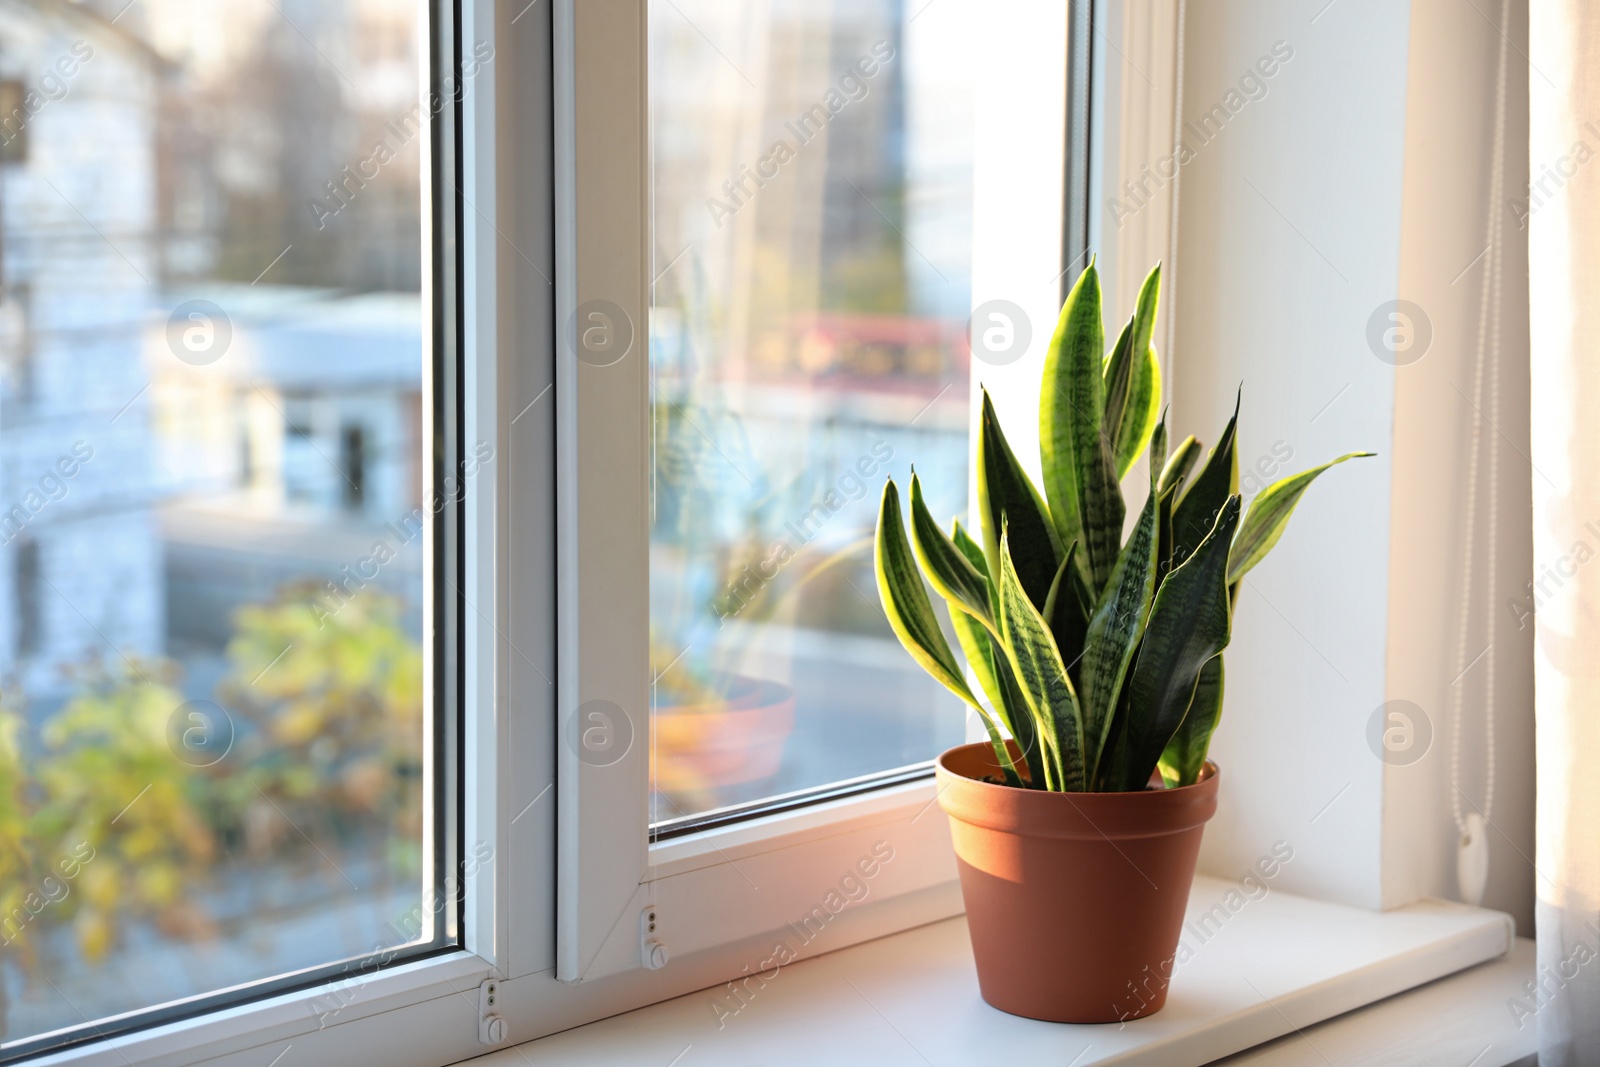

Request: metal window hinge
left=477, top=977, right=507, bottom=1045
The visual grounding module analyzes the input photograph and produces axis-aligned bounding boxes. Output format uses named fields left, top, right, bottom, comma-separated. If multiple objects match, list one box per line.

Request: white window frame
left=553, top=0, right=1091, bottom=992
left=24, top=0, right=1095, bottom=1061
left=25, top=0, right=515, bottom=1060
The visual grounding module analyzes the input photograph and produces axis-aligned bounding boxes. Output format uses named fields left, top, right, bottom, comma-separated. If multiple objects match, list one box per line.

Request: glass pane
left=649, top=0, right=976, bottom=821
left=0, top=0, right=443, bottom=1052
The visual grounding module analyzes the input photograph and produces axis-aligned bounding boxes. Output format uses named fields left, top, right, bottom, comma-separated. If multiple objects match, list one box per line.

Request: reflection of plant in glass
left=652, top=264, right=781, bottom=696
left=30, top=661, right=219, bottom=959
left=653, top=260, right=878, bottom=691
left=219, top=584, right=424, bottom=876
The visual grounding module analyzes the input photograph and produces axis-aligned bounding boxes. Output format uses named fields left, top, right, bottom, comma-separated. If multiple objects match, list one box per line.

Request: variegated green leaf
left=950, top=607, right=1001, bottom=711
left=1101, top=321, right=1136, bottom=465
left=952, top=518, right=1040, bottom=784
left=1116, top=346, right=1162, bottom=480
left=1156, top=476, right=1183, bottom=588
left=978, top=389, right=1061, bottom=609
left=1079, top=472, right=1160, bottom=779
left=1093, top=655, right=1136, bottom=791
left=1111, top=495, right=1240, bottom=791
left=1158, top=434, right=1202, bottom=496
left=1132, top=266, right=1161, bottom=347
left=1103, top=265, right=1163, bottom=478
left=996, top=526, right=1086, bottom=791
left=951, top=519, right=995, bottom=616
left=995, top=635, right=1051, bottom=787
left=875, top=479, right=973, bottom=701
left=1147, top=416, right=1169, bottom=487
left=1160, top=654, right=1223, bottom=788
left=909, top=472, right=993, bottom=628
left=1043, top=542, right=1090, bottom=689
left=950, top=520, right=991, bottom=593
left=952, top=605, right=1046, bottom=788
left=1039, top=265, right=1100, bottom=562
left=948, top=518, right=1013, bottom=748
left=1041, top=261, right=1124, bottom=595
left=1172, top=393, right=1239, bottom=568
left=875, top=480, right=1020, bottom=783
left=952, top=519, right=987, bottom=575
left=1227, top=452, right=1376, bottom=585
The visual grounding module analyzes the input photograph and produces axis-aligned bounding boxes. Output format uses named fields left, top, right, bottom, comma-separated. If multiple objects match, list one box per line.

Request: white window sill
left=1211, top=938, right=1535, bottom=1066
left=474, top=877, right=1522, bottom=1067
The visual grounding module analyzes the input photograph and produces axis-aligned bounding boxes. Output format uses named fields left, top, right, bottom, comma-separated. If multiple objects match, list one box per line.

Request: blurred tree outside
left=0, top=584, right=424, bottom=1035
left=29, top=662, right=218, bottom=960
left=0, top=705, right=31, bottom=1030
left=219, top=583, right=425, bottom=880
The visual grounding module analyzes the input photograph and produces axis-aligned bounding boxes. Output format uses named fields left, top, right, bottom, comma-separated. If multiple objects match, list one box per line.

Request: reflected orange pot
left=652, top=677, right=795, bottom=796
left=935, top=742, right=1219, bottom=1023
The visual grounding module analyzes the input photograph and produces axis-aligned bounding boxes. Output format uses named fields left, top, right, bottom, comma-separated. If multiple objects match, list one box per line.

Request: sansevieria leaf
left=1128, top=264, right=1162, bottom=363
left=951, top=519, right=996, bottom=617
left=909, top=472, right=993, bottom=628
left=997, top=526, right=1086, bottom=791
left=1147, top=416, right=1169, bottom=486
left=1112, top=495, right=1241, bottom=791
left=1227, top=452, right=1376, bottom=585
left=992, top=645, right=1050, bottom=787
left=950, top=519, right=1041, bottom=782
left=874, top=480, right=976, bottom=704
left=1039, top=264, right=1101, bottom=563
left=1172, top=392, right=1239, bottom=567
left=1040, top=261, right=1124, bottom=594
left=978, top=389, right=1061, bottom=609
left=1102, top=265, right=1164, bottom=478
left=952, top=603, right=1047, bottom=789
left=1156, top=476, right=1183, bottom=588
left=950, top=607, right=1001, bottom=715
left=876, top=480, right=1019, bottom=782
left=1159, top=434, right=1202, bottom=496
left=1101, top=321, right=1136, bottom=466
left=873, top=260, right=1370, bottom=792
left=1043, top=542, right=1091, bottom=689
left=1160, top=654, right=1223, bottom=788
left=1078, top=485, right=1159, bottom=779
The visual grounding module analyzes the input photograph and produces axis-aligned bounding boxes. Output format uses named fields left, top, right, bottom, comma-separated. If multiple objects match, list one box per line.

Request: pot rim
left=935, top=742, right=1218, bottom=796
left=934, top=741, right=1220, bottom=839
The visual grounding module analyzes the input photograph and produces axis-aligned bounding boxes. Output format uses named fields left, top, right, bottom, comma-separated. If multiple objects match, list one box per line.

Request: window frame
left=555, top=0, right=1093, bottom=988
left=26, top=0, right=1102, bottom=1059
left=17, top=0, right=507, bottom=1060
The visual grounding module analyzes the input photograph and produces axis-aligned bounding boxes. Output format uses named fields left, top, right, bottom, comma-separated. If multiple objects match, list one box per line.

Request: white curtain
left=1529, top=3, right=1600, bottom=1062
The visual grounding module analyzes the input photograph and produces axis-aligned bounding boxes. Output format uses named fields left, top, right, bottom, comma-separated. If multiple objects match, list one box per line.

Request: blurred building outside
left=0, top=0, right=430, bottom=1038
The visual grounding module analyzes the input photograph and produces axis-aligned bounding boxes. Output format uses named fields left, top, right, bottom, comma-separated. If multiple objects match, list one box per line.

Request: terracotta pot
left=935, top=741, right=1219, bottom=1023
left=652, top=677, right=795, bottom=797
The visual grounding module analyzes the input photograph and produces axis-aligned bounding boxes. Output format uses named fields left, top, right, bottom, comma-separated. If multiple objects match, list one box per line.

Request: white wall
left=1384, top=0, right=1534, bottom=934
left=1166, top=0, right=1408, bottom=910
left=1162, top=0, right=1535, bottom=932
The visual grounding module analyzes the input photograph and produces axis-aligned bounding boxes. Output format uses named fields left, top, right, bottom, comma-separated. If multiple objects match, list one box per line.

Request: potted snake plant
left=875, top=260, right=1369, bottom=1023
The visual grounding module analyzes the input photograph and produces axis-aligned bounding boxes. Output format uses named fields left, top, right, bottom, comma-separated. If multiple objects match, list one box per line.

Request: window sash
left=556, top=0, right=1089, bottom=986
left=11, top=0, right=495, bottom=1059
left=552, top=0, right=652, bottom=986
